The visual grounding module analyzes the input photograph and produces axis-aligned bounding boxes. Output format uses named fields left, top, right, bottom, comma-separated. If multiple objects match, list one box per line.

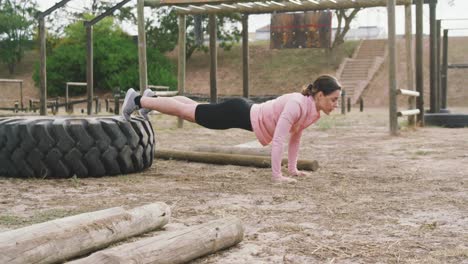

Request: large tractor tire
left=0, top=116, right=155, bottom=178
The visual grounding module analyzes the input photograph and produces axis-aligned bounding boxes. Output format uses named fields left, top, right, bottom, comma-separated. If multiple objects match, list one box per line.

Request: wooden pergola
left=139, top=0, right=422, bottom=134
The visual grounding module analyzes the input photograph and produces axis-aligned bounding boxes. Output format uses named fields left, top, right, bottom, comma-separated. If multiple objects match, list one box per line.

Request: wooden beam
left=242, top=14, right=249, bottom=98
left=144, top=0, right=269, bottom=7
left=0, top=79, right=23, bottom=83
left=178, top=15, right=187, bottom=128
left=193, top=145, right=270, bottom=156
left=138, top=0, right=148, bottom=94
left=84, top=0, right=132, bottom=26
left=398, top=89, right=420, bottom=97
left=0, top=203, right=170, bottom=264
left=398, top=109, right=420, bottom=117
left=429, top=0, right=437, bottom=113
left=155, top=149, right=319, bottom=171
left=163, top=0, right=413, bottom=15
left=36, top=0, right=72, bottom=18
left=69, top=217, right=244, bottom=264
left=388, top=0, right=398, bottom=135
left=415, top=0, right=424, bottom=125
left=39, top=17, right=47, bottom=116
left=441, top=29, right=448, bottom=109
left=86, top=25, right=93, bottom=115
left=405, top=4, right=415, bottom=126
left=447, top=64, right=468, bottom=69
left=209, top=14, right=218, bottom=103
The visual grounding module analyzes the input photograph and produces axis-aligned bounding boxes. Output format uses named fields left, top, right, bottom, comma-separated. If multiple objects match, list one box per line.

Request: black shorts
left=194, top=98, right=253, bottom=131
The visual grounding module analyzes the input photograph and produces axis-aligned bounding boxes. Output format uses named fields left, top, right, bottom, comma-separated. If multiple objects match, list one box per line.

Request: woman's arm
left=287, top=130, right=302, bottom=175
left=270, top=101, right=301, bottom=179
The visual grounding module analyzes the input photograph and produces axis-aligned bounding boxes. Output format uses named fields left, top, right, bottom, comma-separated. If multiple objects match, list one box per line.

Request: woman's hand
left=289, top=170, right=311, bottom=177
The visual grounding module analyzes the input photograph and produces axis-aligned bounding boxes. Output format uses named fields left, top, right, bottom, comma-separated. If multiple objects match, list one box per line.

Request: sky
left=36, top=0, right=468, bottom=36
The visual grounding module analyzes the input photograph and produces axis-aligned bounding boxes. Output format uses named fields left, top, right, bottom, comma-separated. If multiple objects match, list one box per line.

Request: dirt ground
left=0, top=107, right=467, bottom=263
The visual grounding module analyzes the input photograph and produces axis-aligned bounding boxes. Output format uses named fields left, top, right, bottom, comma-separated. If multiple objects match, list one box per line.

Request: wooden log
left=0, top=203, right=170, bottom=264
left=193, top=145, right=270, bottom=157
left=155, top=148, right=319, bottom=171
left=69, top=217, right=244, bottom=264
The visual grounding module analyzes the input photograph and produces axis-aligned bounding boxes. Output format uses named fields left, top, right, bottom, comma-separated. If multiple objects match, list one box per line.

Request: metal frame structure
left=141, top=0, right=416, bottom=134
left=0, top=79, right=24, bottom=110
left=37, top=0, right=73, bottom=116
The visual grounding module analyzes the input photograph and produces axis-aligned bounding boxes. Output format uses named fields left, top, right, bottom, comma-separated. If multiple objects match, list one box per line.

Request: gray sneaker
left=139, top=89, right=155, bottom=120
left=122, top=88, right=139, bottom=121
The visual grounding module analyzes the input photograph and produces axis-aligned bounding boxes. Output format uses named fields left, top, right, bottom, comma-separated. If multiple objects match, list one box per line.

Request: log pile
left=0, top=203, right=243, bottom=264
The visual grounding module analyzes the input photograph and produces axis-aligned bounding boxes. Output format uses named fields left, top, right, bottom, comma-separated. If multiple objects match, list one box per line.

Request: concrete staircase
left=336, top=39, right=387, bottom=104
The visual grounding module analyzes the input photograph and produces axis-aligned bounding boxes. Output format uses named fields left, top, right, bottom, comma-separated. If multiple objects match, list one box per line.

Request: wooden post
left=429, top=0, right=436, bottom=113
left=415, top=0, right=424, bottom=125
left=19, top=81, right=23, bottom=111
left=405, top=4, right=415, bottom=126
left=69, top=217, right=243, bottom=264
left=39, top=16, right=47, bottom=116
left=0, top=203, right=170, bottom=264
left=341, top=90, right=346, bottom=115
left=137, top=0, right=148, bottom=95
left=66, top=83, right=69, bottom=111
left=209, top=14, right=218, bottom=104
left=441, top=29, right=448, bottom=110
left=436, top=19, right=441, bottom=112
left=388, top=0, right=398, bottom=135
left=86, top=24, right=94, bottom=116
left=114, top=95, right=120, bottom=115
left=242, top=13, right=249, bottom=98
left=95, top=97, right=99, bottom=114
left=178, top=15, right=186, bottom=128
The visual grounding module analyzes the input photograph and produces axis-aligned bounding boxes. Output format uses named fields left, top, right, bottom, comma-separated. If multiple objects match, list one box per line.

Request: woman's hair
left=301, top=75, right=342, bottom=97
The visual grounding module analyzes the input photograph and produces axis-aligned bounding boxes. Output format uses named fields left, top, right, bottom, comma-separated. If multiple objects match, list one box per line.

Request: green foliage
left=0, top=0, right=37, bottom=74
left=33, top=16, right=177, bottom=97
left=146, top=8, right=241, bottom=59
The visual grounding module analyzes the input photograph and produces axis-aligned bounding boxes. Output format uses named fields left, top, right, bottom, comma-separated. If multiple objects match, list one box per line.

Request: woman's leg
left=194, top=98, right=253, bottom=131
left=140, top=96, right=198, bottom=122
left=172, top=96, right=198, bottom=105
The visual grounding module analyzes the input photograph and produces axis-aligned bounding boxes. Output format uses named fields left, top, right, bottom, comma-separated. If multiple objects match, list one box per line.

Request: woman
left=122, top=75, right=341, bottom=183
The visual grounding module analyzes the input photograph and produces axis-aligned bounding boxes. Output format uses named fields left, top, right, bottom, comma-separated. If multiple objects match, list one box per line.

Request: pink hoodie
left=250, top=93, right=320, bottom=178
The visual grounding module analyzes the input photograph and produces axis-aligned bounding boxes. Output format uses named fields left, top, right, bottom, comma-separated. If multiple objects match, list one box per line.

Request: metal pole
left=209, top=14, right=218, bottom=104
left=39, top=17, right=47, bottom=116
left=429, top=0, right=437, bottom=113
left=242, top=14, right=249, bottom=98
left=86, top=25, right=93, bottom=115
left=178, top=15, right=186, bottom=128
left=388, top=0, right=398, bottom=135
left=415, top=0, right=424, bottom=126
left=405, top=4, right=415, bottom=126
left=441, top=29, right=448, bottom=110
left=137, top=0, right=148, bottom=94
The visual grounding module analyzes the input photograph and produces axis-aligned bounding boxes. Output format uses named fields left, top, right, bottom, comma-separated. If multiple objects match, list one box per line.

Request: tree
left=33, top=15, right=177, bottom=96
left=146, top=8, right=242, bottom=59
left=331, top=8, right=361, bottom=51
left=0, top=0, right=37, bottom=74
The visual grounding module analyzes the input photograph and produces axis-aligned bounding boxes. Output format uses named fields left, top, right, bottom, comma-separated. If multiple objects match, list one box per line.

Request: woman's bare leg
left=172, top=96, right=198, bottom=105
left=140, top=96, right=198, bottom=122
